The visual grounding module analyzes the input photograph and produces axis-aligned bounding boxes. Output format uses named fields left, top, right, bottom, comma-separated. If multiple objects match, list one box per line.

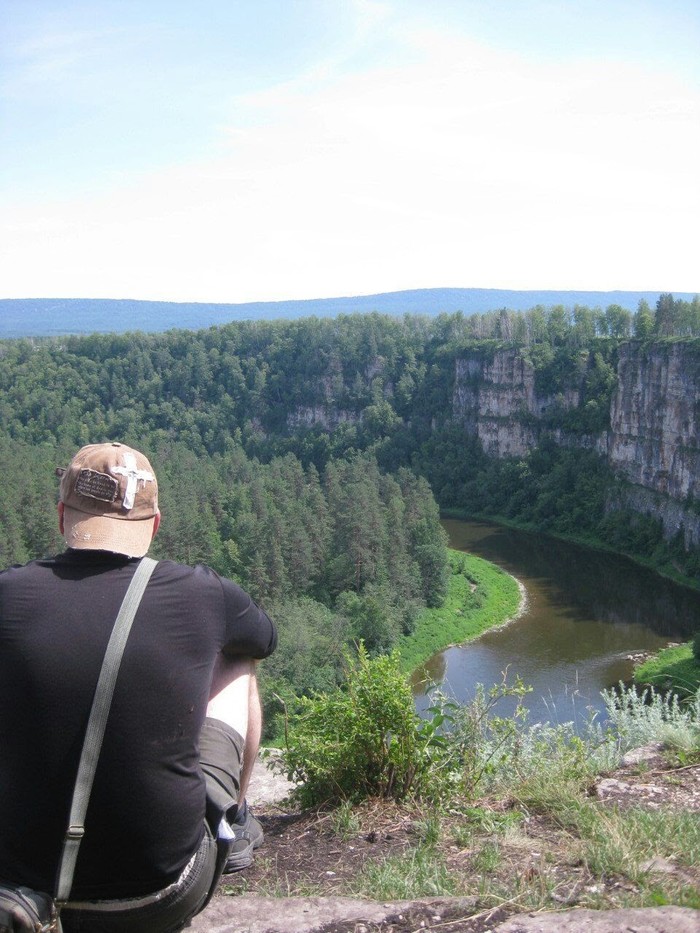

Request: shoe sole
left=223, top=847, right=254, bottom=873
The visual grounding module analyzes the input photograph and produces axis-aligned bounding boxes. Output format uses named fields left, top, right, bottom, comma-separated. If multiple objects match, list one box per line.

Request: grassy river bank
left=399, top=549, right=522, bottom=675
left=634, top=642, right=700, bottom=697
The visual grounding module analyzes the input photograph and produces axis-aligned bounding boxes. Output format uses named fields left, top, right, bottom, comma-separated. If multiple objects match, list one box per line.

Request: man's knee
left=199, top=718, right=245, bottom=827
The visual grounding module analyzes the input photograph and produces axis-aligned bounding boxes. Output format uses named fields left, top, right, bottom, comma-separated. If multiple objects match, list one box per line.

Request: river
left=412, top=519, right=700, bottom=729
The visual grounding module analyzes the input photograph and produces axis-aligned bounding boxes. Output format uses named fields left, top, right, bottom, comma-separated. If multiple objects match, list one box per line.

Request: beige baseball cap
left=57, top=442, right=159, bottom=558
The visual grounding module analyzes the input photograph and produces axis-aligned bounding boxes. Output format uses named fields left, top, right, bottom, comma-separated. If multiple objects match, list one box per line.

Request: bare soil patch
left=220, top=803, right=418, bottom=899
left=594, top=752, right=700, bottom=812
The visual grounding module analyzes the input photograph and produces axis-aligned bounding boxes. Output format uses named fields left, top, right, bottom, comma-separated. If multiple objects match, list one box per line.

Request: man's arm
left=220, top=579, right=277, bottom=661
left=214, top=576, right=276, bottom=808
left=207, top=656, right=260, bottom=803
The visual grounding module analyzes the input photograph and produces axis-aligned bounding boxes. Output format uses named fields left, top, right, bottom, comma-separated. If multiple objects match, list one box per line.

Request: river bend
left=412, top=520, right=700, bottom=728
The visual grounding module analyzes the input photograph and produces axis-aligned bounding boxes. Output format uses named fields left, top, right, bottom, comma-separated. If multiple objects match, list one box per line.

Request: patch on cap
left=75, top=469, right=119, bottom=503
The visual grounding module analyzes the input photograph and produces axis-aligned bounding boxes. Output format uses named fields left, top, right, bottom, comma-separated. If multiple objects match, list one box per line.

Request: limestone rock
left=189, top=895, right=410, bottom=933
left=451, top=342, right=700, bottom=546
left=493, top=906, right=699, bottom=932
left=620, top=742, right=667, bottom=769
left=247, top=753, right=297, bottom=808
left=189, top=896, right=479, bottom=933
left=189, top=900, right=699, bottom=933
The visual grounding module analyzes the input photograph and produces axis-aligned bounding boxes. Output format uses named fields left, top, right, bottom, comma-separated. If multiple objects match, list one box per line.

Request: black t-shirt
left=0, top=550, right=276, bottom=899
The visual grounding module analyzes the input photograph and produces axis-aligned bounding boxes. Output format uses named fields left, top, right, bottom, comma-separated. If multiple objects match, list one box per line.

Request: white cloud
left=1, top=14, right=698, bottom=300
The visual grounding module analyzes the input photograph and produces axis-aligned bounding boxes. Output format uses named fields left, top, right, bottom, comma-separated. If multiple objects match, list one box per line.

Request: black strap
left=55, top=557, right=158, bottom=903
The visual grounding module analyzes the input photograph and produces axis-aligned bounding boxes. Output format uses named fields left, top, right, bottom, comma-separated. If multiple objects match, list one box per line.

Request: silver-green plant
left=601, top=683, right=700, bottom=754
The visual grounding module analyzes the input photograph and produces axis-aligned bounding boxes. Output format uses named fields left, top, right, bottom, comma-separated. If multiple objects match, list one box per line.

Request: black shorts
left=60, top=719, right=244, bottom=933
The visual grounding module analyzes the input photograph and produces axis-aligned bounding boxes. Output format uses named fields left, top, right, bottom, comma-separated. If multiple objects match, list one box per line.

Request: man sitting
left=0, top=442, right=277, bottom=932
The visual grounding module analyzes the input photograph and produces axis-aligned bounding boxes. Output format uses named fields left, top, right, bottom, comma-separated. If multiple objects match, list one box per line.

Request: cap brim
left=63, top=506, right=155, bottom=558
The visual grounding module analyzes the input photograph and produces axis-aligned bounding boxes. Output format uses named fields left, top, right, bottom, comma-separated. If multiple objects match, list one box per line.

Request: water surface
left=412, top=520, right=700, bottom=728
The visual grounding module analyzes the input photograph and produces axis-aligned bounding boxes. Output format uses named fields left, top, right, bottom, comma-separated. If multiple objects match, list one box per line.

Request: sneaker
left=222, top=800, right=263, bottom=874
left=233, top=800, right=264, bottom=850
left=223, top=827, right=254, bottom=873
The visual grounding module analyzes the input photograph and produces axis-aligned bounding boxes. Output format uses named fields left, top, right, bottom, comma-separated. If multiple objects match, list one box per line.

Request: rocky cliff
left=452, top=341, right=700, bottom=546
left=452, top=349, right=585, bottom=458
left=281, top=338, right=699, bottom=550
left=608, top=343, right=699, bottom=502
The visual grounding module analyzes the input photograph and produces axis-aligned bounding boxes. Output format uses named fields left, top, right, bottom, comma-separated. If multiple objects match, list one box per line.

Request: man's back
left=0, top=550, right=275, bottom=899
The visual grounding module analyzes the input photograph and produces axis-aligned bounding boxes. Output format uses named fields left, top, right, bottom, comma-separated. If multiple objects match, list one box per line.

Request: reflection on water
left=413, top=520, right=700, bottom=728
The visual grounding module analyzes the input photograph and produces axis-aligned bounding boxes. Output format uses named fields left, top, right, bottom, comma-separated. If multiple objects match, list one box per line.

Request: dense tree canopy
left=0, top=434, right=449, bottom=737
left=1, top=295, right=698, bottom=735
left=1, top=295, right=697, bottom=460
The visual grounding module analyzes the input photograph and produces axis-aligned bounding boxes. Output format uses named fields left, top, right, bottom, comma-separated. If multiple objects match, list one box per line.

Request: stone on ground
left=188, top=895, right=458, bottom=932
left=494, top=906, right=699, bottom=932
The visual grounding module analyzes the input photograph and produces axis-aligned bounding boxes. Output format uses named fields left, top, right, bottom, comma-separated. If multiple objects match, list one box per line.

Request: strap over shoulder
left=55, top=558, right=159, bottom=903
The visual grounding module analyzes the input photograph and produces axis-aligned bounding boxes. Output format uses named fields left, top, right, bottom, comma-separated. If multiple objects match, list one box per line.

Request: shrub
left=279, top=645, right=445, bottom=806
left=280, top=662, right=700, bottom=813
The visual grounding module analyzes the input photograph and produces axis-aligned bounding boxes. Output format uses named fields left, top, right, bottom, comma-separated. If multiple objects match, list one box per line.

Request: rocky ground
left=189, top=747, right=699, bottom=933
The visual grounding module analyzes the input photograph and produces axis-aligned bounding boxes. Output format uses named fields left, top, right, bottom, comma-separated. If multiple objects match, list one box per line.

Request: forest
left=0, top=293, right=698, bottom=732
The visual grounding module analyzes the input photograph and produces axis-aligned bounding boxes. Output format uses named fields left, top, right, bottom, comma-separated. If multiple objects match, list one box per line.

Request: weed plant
left=352, top=845, right=458, bottom=900
left=329, top=800, right=361, bottom=839
left=602, top=683, right=700, bottom=755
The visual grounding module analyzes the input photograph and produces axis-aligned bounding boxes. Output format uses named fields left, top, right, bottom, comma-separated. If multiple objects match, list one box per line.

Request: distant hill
left=0, top=288, right=696, bottom=338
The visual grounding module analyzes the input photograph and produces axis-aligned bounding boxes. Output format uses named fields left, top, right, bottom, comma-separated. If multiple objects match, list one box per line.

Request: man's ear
left=57, top=501, right=65, bottom=535
left=152, top=510, right=161, bottom=539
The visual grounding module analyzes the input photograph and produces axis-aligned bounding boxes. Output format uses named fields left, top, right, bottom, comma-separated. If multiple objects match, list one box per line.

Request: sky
left=1, top=0, right=698, bottom=303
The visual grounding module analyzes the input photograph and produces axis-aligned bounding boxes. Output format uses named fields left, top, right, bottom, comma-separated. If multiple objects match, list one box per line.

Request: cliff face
left=452, top=350, right=584, bottom=458
left=608, top=343, right=699, bottom=502
left=452, top=341, right=700, bottom=546
left=453, top=352, right=536, bottom=458
left=284, top=339, right=699, bottom=548
left=287, top=405, right=360, bottom=431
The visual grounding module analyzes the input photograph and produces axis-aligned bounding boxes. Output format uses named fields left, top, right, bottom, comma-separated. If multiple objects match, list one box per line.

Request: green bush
left=279, top=645, right=445, bottom=806
left=279, top=653, right=542, bottom=807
